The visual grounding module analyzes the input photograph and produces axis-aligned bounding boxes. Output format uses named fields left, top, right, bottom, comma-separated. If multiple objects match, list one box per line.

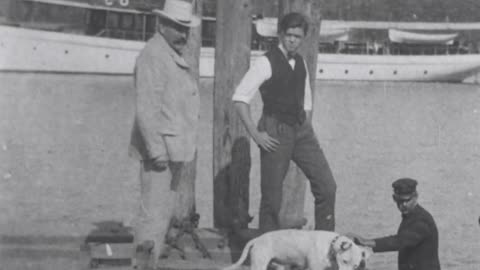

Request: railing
left=94, top=28, right=154, bottom=41
left=255, top=36, right=478, bottom=55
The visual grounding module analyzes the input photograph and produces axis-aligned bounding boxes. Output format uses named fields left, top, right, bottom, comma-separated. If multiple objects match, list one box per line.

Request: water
left=0, top=73, right=479, bottom=269
left=308, top=81, right=480, bottom=270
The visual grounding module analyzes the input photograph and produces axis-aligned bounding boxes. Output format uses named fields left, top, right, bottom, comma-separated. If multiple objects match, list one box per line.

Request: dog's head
left=331, top=235, right=373, bottom=270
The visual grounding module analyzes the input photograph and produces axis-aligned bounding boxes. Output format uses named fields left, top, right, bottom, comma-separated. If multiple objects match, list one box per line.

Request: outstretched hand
left=253, top=131, right=280, bottom=152
left=345, top=232, right=370, bottom=247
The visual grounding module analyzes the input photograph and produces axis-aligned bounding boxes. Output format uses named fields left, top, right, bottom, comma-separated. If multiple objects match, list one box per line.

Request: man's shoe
left=133, top=240, right=155, bottom=270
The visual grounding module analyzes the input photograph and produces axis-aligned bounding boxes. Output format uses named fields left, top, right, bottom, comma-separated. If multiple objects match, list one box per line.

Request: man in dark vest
left=349, top=178, right=441, bottom=270
left=232, top=12, right=337, bottom=232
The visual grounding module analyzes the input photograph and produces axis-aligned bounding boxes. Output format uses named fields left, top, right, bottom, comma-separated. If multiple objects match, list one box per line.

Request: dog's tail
left=222, top=238, right=256, bottom=270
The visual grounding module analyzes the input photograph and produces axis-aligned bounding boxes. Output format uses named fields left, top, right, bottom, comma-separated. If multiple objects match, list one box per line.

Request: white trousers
left=134, top=162, right=175, bottom=266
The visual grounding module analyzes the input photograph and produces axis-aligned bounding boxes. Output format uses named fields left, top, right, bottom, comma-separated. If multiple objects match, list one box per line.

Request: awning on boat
left=254, top=18, right=349, bottom=42
left=320, top=29, right=349, bottom=42
left=388, top=29, right=458, bottom=44
left=254, top=17, right=278, bottom=37
left=323, top=20, right=480, bottom=31
left=256, top=17, right=480, bottom=34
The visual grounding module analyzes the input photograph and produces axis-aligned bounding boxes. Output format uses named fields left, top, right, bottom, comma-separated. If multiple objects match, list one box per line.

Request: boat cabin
left=6, top=0, right=217, bottom=46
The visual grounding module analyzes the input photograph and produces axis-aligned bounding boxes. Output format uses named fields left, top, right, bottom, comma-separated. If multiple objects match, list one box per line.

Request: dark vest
left=259, top=47, right=306, bottom=125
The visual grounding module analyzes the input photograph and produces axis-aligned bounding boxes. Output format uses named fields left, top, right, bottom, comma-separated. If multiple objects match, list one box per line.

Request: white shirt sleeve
left=303, top=60, right=313, bottom=111
left=232, top=56, right=272, bottom=104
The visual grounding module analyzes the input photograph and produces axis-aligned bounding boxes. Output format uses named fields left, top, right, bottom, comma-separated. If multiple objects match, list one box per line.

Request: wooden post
left=171, top=0, right=203, bottom=224
left=253, top=0, right=279, bottom=17
left=213, top=0, right=253, bottom=231
left=277, top=0, right=321, bottom=229
left=5, top=0, right=13, bottom=21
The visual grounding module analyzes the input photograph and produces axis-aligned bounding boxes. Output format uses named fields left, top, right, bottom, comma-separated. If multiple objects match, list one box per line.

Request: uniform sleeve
left=232, top=56, right=271, bottom=104
left=303, top=59, right=312, bottom=111
left=373, top=219, right=431, bottom=253
left=134, top=54, right=168, bottom=160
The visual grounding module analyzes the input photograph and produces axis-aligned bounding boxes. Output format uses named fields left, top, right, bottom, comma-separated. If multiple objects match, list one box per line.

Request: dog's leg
left=250, top=247, right=272, bottom=270
left=269, top=263, right=287, bottom=270
left=251, top=256, right=272, bottom=270
left=305, top=254, right=325, bottom=270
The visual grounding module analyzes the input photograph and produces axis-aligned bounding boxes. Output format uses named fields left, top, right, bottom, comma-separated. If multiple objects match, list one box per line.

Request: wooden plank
left=277, top=0, right=321, bottom=229
left=213, top=0, right=253, bottom=231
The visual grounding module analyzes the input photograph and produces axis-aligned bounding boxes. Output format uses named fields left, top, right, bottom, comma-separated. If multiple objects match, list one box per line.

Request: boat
left=2, top=0, right=480, bottom=83
left=0, top=0, right=217, bottom=74
left=254, top=17, right=480, bottom=83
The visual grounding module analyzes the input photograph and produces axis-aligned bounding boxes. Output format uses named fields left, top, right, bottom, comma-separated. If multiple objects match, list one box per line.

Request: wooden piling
left=172, top=0, right=203, bottom=224
left=213, top=0, right=253, bottom=231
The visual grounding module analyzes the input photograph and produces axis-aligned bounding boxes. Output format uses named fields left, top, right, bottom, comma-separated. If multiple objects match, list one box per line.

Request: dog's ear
left=340, top=241, right=352, bottom=251
left=334, top=236, right=354, bottom=253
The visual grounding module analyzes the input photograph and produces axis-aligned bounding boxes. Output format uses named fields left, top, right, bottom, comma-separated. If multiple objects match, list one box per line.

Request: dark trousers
left=257, top=114, right=337, bottom=232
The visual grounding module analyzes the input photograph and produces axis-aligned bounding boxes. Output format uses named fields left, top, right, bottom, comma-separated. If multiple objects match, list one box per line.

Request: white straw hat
left=153, top=0, right=200, bottom=27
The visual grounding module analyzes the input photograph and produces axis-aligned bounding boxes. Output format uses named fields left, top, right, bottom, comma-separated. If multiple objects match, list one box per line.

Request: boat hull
left=2, top=25, right=480, bottom=83
left=316, top=53, right=480, bottom=82
left=0, top=25, right=142, bottom=74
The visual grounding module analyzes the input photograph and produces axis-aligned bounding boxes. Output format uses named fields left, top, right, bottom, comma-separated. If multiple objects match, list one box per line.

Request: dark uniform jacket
left=373, top=204, right=441, bottom=270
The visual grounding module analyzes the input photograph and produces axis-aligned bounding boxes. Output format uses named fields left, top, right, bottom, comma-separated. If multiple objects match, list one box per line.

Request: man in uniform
left=350, top=178, right=441, bottom=270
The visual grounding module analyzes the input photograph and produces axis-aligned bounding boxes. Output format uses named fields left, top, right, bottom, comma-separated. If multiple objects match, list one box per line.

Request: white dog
left=222, top=229, right=372, bottom=270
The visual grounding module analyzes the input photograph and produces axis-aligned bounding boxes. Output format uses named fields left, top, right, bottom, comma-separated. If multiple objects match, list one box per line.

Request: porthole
left=393, top=70, right=397, bottom=75
left=369, top=70, right=374, bottom=75
left=319, top=69, right=323, bottom=73
left=344, top=70, right=349, bottom=74
left=64, top=50, right=69, bottom=54
left=424, top=70, right=428, bottom=75
left=105, top=54, right=110, bottom=59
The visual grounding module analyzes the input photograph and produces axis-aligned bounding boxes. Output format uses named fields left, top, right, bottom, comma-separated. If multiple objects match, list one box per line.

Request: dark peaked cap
left=392, top=178, right=418, bottom=200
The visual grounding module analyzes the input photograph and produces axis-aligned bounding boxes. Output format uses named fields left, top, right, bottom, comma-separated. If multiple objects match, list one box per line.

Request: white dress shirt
left=232, top=46, right=312, bottom=111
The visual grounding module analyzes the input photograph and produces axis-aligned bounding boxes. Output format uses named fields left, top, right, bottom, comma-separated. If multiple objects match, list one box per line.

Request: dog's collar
left=328, top=235, right=341, bottom=269
left=329, top=235, right=341, bottom=253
